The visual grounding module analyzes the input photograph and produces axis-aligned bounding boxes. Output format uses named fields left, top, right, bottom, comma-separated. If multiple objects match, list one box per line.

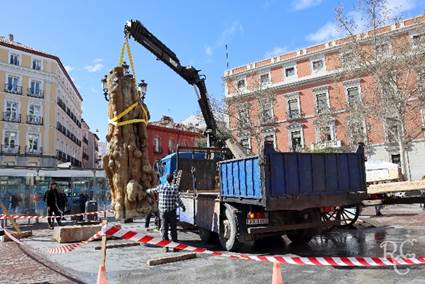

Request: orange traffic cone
left=272, top=262, right=283, bottom=284
left=96, top=264, right=107, bottom=284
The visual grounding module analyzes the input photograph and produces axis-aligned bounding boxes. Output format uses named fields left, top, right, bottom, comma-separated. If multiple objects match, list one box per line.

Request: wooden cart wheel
left=322, top=206, right=360, bottom=228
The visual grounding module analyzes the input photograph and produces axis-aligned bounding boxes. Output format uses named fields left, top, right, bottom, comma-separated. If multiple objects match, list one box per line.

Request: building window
left=264, top=132, right=275, bottom=148
left=386, top=119, right=400, bottom=143
left=312, top=59, right=324, bottom=72
left=9, top=53, right=20, bottom=66
left=6, top=75, right=21, bottom=94
left=27, top=133, right=39, bottom=152
left=32, top=59, right=42, bottom=71
left=422, top=108, right=425, bottom=127
left=28, top=104, right=42, bottom=124
left=287, top=97, right=301, bottom=119
left=4, top=131, right=18, bottom=149
left=153, top=137, right=161, bottom=153
left=319, top=126, right=333, bottom=142
left=290, top=129, right=303, bottom=151
left=259, top=73, right=270, bottom=86
left=341, top=52, right=354, bottom=64
left=391, top=154, right=401, bottom=165
left=315, top=92, right=328, bottom=113
left=284, top=66, right=296, bottom=77
left=5, top=101, right=19, bottom=122
left=236, top=79, right=246, bottom=91
left=260, top=100, right=273, bottom=124
left=168, top=139, right=175, bottom=153
left=239, top=137, right=251, bottom=152
left=376, top=43, right=390, bottom=58
left=237, top=106, right=250, bottom=129
left=346, top=86, right=360, bottom=105
left=412, top=33, right=424, bottom=47
left=417, top=70, right=425, bottom=92
left=29, top=80, right=42, bottom=97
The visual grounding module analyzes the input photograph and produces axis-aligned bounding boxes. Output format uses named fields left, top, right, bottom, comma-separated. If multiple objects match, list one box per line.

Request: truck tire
left=219, top=206, right=241, bottom=251
left=286, top=229, right=316, bottom=245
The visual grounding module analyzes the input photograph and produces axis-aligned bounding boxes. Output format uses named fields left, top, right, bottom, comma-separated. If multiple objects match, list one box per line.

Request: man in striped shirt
left=147, top=173, right=186, bottom=246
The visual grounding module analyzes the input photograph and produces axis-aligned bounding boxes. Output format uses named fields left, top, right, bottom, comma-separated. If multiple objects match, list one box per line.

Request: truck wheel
left=286, top=229, right=316, bottom=245
left=219, top=206, right=241, bottom=251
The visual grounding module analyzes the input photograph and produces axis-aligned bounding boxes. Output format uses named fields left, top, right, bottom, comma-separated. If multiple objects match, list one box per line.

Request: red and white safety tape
left=101, top=225, right=425, bottom=267
left=47, top=231, right=103, bottom=254
left=0, top=210, right=114, bottom=220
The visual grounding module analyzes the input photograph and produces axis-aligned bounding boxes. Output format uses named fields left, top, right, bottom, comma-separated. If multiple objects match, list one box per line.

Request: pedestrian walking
left=147, top=173, right=185, bottom=252
left=44, top=182, right=62, bottom=229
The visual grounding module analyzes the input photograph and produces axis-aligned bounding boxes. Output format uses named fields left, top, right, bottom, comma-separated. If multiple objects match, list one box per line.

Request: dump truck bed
left=219, top=144, right=367, bottom=210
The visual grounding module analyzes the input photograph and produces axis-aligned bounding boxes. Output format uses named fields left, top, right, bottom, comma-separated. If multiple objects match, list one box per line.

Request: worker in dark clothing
left=44, top=182, right=62, bottom=229
left=147, top=173, right=185, bottom=252
left=57, top=189, right=68, bottom=220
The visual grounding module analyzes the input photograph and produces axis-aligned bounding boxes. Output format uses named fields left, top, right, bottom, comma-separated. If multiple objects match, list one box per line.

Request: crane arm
left=124, top=19, right=217, bottom=145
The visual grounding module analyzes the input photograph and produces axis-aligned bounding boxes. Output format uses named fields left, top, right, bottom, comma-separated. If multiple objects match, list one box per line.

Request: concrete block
left=53, top=224, right=101, bottom=243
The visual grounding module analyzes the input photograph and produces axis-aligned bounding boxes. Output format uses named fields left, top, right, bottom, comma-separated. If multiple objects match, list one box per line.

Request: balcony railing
left=25, top=146, right=43, bottom=156
left=27, top=88, right=44, bottom=98
left=83, top=137, right=89, bottom=144
left=2, top=112, right=21, bottom=123
left=27, top=115, right=43, bottom=125
left=0, top=144, right=20, bottom=155
left=314, top=140, right=342, bottom=148
left=4, top=84, right=22, bottom=95
left=287, top=110, right=304, bottom=120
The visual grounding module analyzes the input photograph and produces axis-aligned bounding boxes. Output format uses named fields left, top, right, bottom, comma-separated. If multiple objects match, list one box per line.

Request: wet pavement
left=2, top=204, right=425, bottom=283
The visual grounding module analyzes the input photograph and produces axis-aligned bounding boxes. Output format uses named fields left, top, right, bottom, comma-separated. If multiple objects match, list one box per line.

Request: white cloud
left=305, top=0, right=418, bottom=43
left=385, top=0, right=416, bottom=19
left=264, top=46, right=288, bottom=58
left=292, top=0, right=323, bottom=11
left=64, top=65, right=74, bottom=72
left=306, top=22, right=341, bottom=42
left=205, top=21, right=243, bottom=57
left=84, top=58, right=104, bottom=73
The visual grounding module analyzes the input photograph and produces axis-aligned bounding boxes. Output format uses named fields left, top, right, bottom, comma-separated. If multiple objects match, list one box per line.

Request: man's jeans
left=160, top=210, right=177, bottom=242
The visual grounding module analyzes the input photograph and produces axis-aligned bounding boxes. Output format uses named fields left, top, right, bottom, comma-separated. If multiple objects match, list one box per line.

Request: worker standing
left=147, top=173, right=185, bottom=252
left=44, top=182, right=62, bottom=229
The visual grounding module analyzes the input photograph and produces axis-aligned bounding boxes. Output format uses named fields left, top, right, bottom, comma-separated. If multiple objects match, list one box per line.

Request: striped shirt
left=147, top=183, right=185, bottom=212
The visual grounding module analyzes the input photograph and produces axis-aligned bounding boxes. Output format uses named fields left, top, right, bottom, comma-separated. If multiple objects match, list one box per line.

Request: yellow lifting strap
left=118, top=36, right=137, bottom=82
left=108, top=101, right=149, bottom=127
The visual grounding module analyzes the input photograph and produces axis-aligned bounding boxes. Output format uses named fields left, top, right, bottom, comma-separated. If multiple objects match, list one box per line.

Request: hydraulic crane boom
left=124, top=19, right=217, bottom=147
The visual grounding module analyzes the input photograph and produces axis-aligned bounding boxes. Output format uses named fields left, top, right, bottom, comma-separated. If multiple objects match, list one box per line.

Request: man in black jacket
left=44, top=182, right=62, bottom=229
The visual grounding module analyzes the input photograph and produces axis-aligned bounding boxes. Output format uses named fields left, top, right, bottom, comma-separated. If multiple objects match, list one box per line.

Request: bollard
left=272, top=262, right=283, bottom=284
left=96, top=219, right=108, bottom=284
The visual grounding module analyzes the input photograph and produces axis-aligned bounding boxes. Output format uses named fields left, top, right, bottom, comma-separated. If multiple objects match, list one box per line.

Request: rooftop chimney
left=8, top=34, right=14, bottom=41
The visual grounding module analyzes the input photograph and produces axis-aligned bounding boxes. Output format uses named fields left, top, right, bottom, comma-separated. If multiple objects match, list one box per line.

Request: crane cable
left=119, top=35, right=137, bottom=83
left=107, top=36, right=148, bottom=127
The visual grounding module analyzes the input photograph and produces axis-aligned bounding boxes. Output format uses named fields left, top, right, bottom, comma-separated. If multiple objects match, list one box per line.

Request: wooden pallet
left=368, top=180, right=425, bottom=194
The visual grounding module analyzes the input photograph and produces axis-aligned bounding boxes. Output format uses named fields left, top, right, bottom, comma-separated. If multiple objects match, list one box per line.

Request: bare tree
left=221, top=76, right=278, bottom=158
left=336, top=0, right=425, bottom=179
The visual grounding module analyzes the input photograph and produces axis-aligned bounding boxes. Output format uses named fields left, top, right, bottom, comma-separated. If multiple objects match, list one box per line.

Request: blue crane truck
left=156, top=143, right=367, bottom=251
left=123, top=19, right=367, bottom=251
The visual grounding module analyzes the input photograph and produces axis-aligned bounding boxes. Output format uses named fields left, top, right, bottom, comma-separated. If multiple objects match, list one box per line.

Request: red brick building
left=147, top=116, right=203, bottom=166
left=224, top=14, right=425, bottom=180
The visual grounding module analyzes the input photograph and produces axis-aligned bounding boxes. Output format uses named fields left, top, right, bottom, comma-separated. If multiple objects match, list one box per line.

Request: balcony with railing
left=287, top=110, right=304, bottom=121
left=313, top=140, right=342, bottom=149
left=2, top=112, right=21, bottom=123
left=0, top=144, right=20, bottom=155
left=27, top=88, right=44, bottom=99
left=27, top=115, right=43, bottom=125
left=24, top=146, right=43, bottom=156
left=4, top=84, right=22, bottom=95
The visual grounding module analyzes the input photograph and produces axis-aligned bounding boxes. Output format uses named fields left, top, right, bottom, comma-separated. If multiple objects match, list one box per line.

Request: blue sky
left=1, top=0, right=424, bottom=142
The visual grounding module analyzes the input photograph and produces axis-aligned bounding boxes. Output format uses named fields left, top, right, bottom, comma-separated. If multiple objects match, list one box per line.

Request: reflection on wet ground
left=250, top=226, right=425, bottom=258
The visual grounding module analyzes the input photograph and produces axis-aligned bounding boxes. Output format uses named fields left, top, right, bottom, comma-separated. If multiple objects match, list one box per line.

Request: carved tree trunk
left=103, top=66, right=157, bottom=220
